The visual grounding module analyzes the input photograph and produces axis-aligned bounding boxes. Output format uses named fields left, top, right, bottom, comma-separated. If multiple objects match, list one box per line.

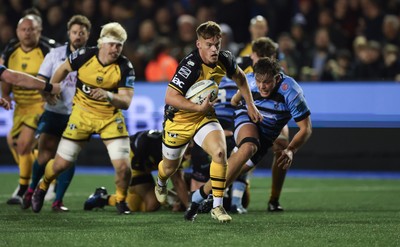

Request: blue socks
left=55, top=165, right=75, bottom=202
left=30, top=160, right=45, bottom=190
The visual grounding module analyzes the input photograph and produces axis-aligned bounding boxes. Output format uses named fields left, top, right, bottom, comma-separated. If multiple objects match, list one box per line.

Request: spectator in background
left=145, top=38, right=178, bottom=82
left=317, top=8, right=348, bottom=50
left=382, top=44, right=400, bottom=81
left=333, top=0, right=360, bottom=51
left=195, top=5, right=216, bottom=24
left=42, top=4, right=67, bottom=43
left=99, top=0, right=112, bottom=25
left=238, top=15, right=269, bottom=57
left=295, top=0, right=318, bottom=39
left=277, top=32, right=302, bottom=80
left=110, top=1, right=135, bottom=43
left=290, top=19, right=311, bottom=57
left=154, top=5, right=176, bottom=40
left=302, top=27, right=336, bottom=81
left=220, top=23, right=239, bottom=56
left=128, top=19, right=158, bottom=81
left=353, top=40, right=385, bottom=81
left=382, top=14, right=400, bottom=47
left=321, top=49, right=354, bottom=81
left=360, top=0, right=384, bottom=43
left=170, top=14, right=197, bottom=62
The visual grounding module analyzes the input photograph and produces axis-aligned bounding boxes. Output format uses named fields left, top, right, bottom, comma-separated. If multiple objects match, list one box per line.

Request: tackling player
left=185, top=57, right=312, bottom=219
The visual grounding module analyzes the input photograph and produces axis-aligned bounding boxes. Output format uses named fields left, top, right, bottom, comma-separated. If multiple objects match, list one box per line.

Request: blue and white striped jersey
left=235, top=72, right=311, bottom=145
left=214, top=76, right=239, bottom=131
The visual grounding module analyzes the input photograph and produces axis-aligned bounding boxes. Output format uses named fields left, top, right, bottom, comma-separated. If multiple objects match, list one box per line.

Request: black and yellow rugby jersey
left=166, top=49, right=237, bottom=122
left=1, top=40, right=52, bottom=105
left=69, top=47, right=135, bottom=117
left=130, top=130, right=162, bottom=172
left=236, top=56, right=253, bottom=74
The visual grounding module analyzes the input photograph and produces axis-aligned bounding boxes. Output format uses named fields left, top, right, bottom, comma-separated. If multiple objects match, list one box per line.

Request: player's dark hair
left=67, top=15, right=92, bottom=32
left=253, top=57, right=281, bottom=77
left=252, top=37, right=278, bottom=58
left=196, top=21, right=222, bottom=40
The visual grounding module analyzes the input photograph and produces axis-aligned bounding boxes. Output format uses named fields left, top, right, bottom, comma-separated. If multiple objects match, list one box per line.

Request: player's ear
left=274, top=74, right=281, bottom=82
left=196, top=39, right=200, bottom=48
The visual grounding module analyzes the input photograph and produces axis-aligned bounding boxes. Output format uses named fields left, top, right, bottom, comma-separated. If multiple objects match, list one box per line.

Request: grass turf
left=0, top=173, right=399, bottom=247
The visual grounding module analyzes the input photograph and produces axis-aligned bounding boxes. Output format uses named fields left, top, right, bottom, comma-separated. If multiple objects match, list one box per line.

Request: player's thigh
left=234, top=122, right=259, bottom=145
left=194, top=121, right=226, bottom=159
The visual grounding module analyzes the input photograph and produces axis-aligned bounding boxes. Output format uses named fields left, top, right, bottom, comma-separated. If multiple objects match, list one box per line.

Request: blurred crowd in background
left=1, top=0, right=400, bottom=82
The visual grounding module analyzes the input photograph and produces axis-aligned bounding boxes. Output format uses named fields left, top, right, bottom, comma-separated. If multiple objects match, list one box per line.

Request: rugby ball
left=185, top=80, right=218, bottom=104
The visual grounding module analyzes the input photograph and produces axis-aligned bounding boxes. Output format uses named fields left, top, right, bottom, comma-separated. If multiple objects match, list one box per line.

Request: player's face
left=100, top=42, right=123, bottom=64
left=255, top=73, right=280, bottom=97
left=17, top=19, right=40, bottom=48
left=197, top=36, right=221, bottom=65
left=68, top=24, right=90, bottom=51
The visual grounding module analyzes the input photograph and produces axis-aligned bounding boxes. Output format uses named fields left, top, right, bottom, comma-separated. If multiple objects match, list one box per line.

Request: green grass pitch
left=0, top=173, right=399, bottom=247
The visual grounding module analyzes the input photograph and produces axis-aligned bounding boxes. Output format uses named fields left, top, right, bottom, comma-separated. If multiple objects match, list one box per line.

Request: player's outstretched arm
left=1, top=68, right=59, bottom=93
left=231, top=68, right=262, bottom=123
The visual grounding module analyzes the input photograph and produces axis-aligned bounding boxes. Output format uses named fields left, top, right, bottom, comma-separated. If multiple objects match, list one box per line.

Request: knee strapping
left=107, top=138, right=130, bottom=160
left=237, top=137, right=260, bottom=150
left=57, top=139, right=82, bottom=162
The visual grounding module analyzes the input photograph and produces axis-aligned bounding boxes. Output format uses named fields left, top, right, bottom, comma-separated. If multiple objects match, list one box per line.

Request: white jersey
left=38, top=44, right=77, bottom=114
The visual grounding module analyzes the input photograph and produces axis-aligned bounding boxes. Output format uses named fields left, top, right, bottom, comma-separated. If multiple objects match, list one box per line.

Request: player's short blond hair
left=97, top=22, right=127, bottom=47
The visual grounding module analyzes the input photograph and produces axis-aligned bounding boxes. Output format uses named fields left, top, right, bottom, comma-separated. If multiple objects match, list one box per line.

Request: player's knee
left=37, top=150, right=54, bottom=165
left=208, top=145, right=226, bottom=161
left=237, top=137, right=259, bottom=155
left=272, top=137, right=289, bottom=152
left=15, top=141, right=33, bottom=155
left=57, top=139, right=82, bottom=162
left=107, top=138, right=130, bottom=160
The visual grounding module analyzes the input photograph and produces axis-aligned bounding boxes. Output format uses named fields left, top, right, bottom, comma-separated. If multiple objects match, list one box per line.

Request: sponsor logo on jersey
left=187, top=60, right=195, bottom=67
left=117, top=124, right=124, bottom=133
left=172, top=76, right=184, bottom=88
left=178, top=66, right=191, bottom=78
left=281, top=83, right=288, bottom=91
left=126, top=76, right=135, bottom=87
left=96, top=76, right=103, bottom=84
left=82, top=84, right=92, bottom=94
left=68, top=123, right=77, bottom=130
left=21, top=63, right=27, bottom=70
left=167, top=132, right=178, bottom=138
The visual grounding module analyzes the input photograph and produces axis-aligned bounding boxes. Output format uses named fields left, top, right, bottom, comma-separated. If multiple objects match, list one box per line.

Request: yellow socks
left=39, top=159, right=57, bottom=191
left=18, top=153, right=34, bottom=186
left=209, top=161, right=227, bottom=198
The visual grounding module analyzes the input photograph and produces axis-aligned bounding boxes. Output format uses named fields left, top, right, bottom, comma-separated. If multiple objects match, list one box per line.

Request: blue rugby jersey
left=234, top=72, right=310, bottom=145
left=214, top=76, right=239, bottom=130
